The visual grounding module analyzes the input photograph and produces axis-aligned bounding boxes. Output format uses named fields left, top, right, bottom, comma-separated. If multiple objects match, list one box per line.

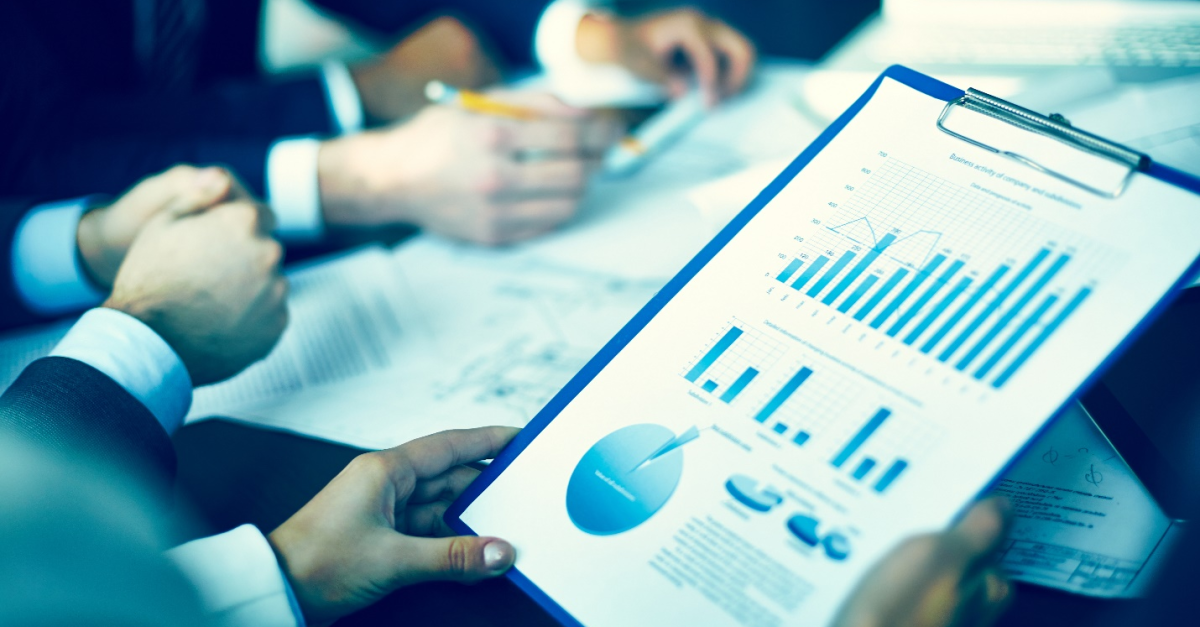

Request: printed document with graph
left=454, top=74, right=1200, bottom=627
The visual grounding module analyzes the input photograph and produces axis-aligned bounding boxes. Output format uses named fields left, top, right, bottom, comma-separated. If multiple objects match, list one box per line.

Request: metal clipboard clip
left=937, top=88, right=1150, bottom=199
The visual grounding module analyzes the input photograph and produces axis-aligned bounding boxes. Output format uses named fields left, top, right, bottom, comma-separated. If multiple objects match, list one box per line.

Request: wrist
left=317, top=134, right=417, bottom=230
left=101, top=293, right=159, bottom=338
left=75, top=206, right=117, bottom=290
left=267, top=525, right=329, bottom=627
left=575, top=13, right=621, bottom=64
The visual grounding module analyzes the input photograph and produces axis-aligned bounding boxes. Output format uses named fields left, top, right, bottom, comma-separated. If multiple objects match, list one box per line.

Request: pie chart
left=725, top=474, right=784, bottom=512
left=566, top=424, right=693, bottom=535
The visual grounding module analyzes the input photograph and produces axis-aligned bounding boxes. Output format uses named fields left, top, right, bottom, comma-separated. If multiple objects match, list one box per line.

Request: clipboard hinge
left=937, top=88, right=1150, bottom=199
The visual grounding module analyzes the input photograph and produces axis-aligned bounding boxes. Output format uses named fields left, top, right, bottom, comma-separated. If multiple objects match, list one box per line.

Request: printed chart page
left=459, top=77, right=1200, bottom=627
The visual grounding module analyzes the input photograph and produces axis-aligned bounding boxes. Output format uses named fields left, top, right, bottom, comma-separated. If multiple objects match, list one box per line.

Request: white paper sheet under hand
left=219, top=239, right=668, bottom=449
left=686, top=159, right=794, bottom=236
left=991, top=402, right=1181, bottom=598
left=186, top=247, right=406, bottom=422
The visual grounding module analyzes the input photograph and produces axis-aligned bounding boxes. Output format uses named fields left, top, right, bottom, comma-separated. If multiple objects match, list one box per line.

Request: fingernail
left=483, top=540, right=514, bottom=572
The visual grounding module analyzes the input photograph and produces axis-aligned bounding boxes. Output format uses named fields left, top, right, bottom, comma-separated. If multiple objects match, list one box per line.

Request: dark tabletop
left=171, top=290, right=1200, bottom=627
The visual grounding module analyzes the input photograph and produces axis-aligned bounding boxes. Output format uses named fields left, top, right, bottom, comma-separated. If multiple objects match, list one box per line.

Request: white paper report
left=460, top=78, right=1200, bottom=626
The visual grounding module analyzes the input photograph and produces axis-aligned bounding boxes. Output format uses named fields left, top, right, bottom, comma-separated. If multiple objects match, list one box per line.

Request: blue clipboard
left=445, top=65, right=1200, bottom=627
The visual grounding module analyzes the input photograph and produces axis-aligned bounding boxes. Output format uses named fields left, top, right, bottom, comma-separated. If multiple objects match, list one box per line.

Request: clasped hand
left=87, top=165, right=290, bottom=385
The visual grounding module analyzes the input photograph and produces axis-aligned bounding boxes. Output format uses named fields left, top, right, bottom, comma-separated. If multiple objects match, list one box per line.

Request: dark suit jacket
left=0, top=0, right=558, bottom=201
left=0, top=356, right=176, bottom=486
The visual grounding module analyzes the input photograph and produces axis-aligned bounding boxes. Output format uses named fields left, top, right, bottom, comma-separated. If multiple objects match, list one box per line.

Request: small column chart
left=682, top=320, right=785, bottom=404
left=769, top=158, right=1120, bottom=390
left=684, top=321, right=941, bottom=497
left=746, top=357, right=939, bottom=495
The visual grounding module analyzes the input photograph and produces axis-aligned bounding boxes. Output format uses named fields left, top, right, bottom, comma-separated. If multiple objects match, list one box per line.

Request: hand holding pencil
left=317, top=85, right=621, bottom=245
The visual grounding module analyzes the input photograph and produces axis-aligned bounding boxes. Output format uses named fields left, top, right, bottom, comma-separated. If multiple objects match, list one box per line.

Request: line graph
left=828, top=217, right=943, bottom=270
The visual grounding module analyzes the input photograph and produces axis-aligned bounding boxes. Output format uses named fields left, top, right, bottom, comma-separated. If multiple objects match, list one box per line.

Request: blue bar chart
left=824, top=233, right=898, bottom=305
left=754, top=366, right=815, bottom=423
left=852, top=458, right=877, bottom=481
left=824, top=407, right=911, bottom=493
left=769, top=157, right=1106, bottom=390
left=719, top=368, right=760, bottom=403
left=854, top=268, right=909, bottom=321
left=683, top=322, right=785, bottom=403
left=874, top=461, right=909, bottom=493
left=870, top=254, right=946, bottom=330
left=776, top=258, right=803, bottom=283
left=790, top=256, right=829, bottom=291
left=831, top=408, right=892, bottom=468
left=681, top=319, right=936, bottom=498
left=807, top=250, right=858, bottom=298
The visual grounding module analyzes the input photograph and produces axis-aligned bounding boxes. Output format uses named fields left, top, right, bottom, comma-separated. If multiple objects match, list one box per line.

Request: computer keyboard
left=876, top=23, right=1200, bottom=67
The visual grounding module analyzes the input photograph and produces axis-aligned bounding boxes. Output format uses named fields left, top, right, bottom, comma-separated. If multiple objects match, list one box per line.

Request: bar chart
left=682, top=320, right=785, bottom=404
left=828, top=408, right=910, bottom=493
left=682, top=321, right=939, bottom=497
left=770, top=158, right=1116, bottom=390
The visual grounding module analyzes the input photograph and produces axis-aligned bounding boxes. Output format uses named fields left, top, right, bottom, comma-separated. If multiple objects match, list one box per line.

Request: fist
left=76, top=165, right=237, bottom=289
left=105, top=197, right=288, bottom=386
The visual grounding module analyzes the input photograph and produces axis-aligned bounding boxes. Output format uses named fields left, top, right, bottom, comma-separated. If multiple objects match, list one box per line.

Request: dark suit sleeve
left=0, top=357, right=176, bottom=486
left=5, top=132, right=278, bottom=199
left=59, top=75, right=337, bottom=143
left=0, top=3, right=329, bottom=199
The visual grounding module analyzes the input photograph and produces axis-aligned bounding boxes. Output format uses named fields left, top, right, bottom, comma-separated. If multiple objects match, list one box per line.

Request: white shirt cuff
left=11, top=198, right=106, bottom=315
left=534, top=0, right=667, bottom=108
left=266, top=137, right=326, bottom=242
left=167, top=525, right=306, bottom=627
left=320, top=60, right=364, bottom=135
left=50, top=307, right=193, bottom=435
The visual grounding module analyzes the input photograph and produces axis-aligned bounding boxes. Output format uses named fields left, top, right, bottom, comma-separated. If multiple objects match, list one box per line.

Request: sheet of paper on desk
left=991, top=402, right=1182, bottom=598
left=1062, top=74, right=1200, bottom=181
left=186, top=247, right=408, bottom=422
left=216, top=239, right=667, bottom=448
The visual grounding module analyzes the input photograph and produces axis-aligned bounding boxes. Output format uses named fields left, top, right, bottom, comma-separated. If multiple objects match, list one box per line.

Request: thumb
left=391, top=535, right=515, bottom=586
left=161, top=167, right=235, bottom=219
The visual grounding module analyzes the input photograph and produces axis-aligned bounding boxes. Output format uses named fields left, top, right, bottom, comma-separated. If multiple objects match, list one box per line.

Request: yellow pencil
left=424, top=80, right=540, bottom=121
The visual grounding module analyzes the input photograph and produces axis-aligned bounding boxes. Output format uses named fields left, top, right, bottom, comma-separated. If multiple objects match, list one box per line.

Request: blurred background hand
left=576, top=8, right=757, bottom=105
left=104, top=190, right=288, bottom=386
left=350, top=16, right=502, bottom=123
left=833, top=498, right=1014, bottom=627
left=75, top=165, right=241, bottom=291
left=317, top=91, right=621, bottom=245
left=268, top=427, right=520, bottom=627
